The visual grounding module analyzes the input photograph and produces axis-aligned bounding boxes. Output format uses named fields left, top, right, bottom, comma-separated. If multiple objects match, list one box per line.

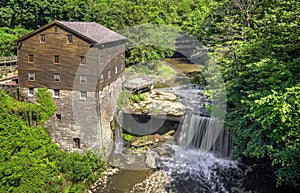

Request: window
left=40, top=34, right=46, bottom=43
left=80, top=56, right=86, bottom=64
left=28, top=88, right=34, bottom=96
left=100, top=74, right=104, bottom=82
left=56, top=114, right=61, bottom=121
left=67, top=35, right=73, bottom=44
left=54, top=74, right=60, bottom=82
left=53, top=26, right=59, bottom=33
left=54, top=89, right=60, bottom=97
left=28, top=73, right=35, bottom=81
left=100, top=56, right=104, bottom=64
left=108, top=70, right=111, bottom=79
left=80, top=91, right=87, bottom=100
left=28, top=54, right=34, bottom=63
left=115, top=66, right=118, bottom=74
left=80, top=75, right=87, bottom=84
left=53, top=55, right=60, bottom=64
left=74, top=138, right=80, bottom=148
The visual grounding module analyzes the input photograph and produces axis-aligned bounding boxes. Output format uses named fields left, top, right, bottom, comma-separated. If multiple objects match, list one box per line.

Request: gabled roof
left=17, top=20, right=126, bottom=44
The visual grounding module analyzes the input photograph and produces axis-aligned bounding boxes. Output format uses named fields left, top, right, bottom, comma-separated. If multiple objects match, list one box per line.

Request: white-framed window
left=115, top=66, right=118, bottom=74
left=80, top=75, right=87, bottom=84
left=28, top=72, right=35, bottom=81
left=40, top=34, right=46, bottom=43
left=108, top=70, right=111, bottom=79
left=80, top=91, right=87, bottom=100
left=100, top=74, right=104, bottom=82
left=28, top=87, right=34, bottom=96
left=54, top=74, right=60, bottom=82
left=67, top=34, right=73, bottom=44
left=54, top=89, right=60, bottom=97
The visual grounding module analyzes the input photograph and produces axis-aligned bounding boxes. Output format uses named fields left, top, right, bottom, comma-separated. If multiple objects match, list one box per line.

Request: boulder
left=145, top=149, right=156, bottom=169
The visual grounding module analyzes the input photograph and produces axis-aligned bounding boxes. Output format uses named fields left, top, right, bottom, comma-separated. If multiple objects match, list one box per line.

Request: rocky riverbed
left=124, top=90, right=185, bottom=116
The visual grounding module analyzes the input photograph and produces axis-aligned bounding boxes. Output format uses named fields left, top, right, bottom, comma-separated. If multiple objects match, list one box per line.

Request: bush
left=0, top=90, right=106, bottom=192
left=130, top=91, right=146, bottom=103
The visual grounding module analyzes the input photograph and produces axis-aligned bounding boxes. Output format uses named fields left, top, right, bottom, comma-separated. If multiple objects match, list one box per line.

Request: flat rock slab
left=123, top=76, right=156, bottom=91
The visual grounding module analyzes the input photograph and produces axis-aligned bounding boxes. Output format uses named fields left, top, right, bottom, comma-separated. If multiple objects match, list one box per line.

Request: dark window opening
left=67, top=35, right=73, bottom=44
left=28, top=54, right=34, bottom=63
left=74, top=138, right=80, bottom=148
left=54, top=55, right=60, bottom=64
left=28, top=73, right=35, bottom=81
left=54, top=89, right=60, bottom=97
left=56, top=114, right=61, bottom=121
left=80, top=56, right=86, bottom=64
left=40, top=34, right=46, bottom=43
left=28, top=88, right=34, bottom=96
left=100, top=55, right=103, bottom=64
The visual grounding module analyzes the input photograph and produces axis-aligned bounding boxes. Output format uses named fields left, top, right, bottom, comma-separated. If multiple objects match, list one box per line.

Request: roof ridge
left=17, top=20, right=126, bottom=44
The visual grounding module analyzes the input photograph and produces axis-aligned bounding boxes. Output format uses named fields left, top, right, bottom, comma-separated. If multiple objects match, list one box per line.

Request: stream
left=97, top=58, right=297, bottom=193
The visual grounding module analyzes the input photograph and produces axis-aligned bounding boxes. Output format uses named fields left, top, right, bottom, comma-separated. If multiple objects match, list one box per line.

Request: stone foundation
left=19, top=76, right=123, bottom=157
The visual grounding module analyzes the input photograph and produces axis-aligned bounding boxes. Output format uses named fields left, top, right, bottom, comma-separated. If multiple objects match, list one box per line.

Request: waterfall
left=178, top=113, right=232, bottom=158
left=114, top=110, right=124, bottom=154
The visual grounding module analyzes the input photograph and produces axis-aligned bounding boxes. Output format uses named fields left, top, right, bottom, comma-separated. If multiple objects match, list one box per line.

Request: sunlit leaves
left=0, top=90, right=106, bottom=192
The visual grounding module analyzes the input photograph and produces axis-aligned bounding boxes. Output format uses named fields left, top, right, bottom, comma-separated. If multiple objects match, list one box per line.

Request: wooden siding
left=18, top=24, right=125, bottom=92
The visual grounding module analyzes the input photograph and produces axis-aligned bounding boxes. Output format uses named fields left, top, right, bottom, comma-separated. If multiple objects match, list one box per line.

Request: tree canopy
left=0, top=0, right=299, bottom=188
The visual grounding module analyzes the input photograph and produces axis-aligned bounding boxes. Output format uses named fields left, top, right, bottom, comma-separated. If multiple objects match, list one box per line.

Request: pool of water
left=98, top=169, right=155, bottom=193
left=101, top=146, right=299, bottom=193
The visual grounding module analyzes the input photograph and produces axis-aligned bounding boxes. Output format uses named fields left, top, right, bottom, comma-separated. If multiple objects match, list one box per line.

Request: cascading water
left=103, top=84, right=281, bottom=193
left=114, top=110, right=124, bottom=154
left=154, top=84, right=244, bottom=192
left=179, top=113, right=232, bottom=158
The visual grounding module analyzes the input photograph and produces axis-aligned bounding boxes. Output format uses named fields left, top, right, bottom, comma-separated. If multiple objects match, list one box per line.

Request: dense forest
left=0, top=0, right=299, bottom=190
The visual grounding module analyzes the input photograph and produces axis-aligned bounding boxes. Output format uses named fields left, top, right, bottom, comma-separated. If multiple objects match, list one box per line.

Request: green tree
left=201, top=0, right=300, bottom=187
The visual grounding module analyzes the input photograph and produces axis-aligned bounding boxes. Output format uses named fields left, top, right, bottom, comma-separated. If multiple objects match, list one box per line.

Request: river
left=98, top=58, right=298, bottom=193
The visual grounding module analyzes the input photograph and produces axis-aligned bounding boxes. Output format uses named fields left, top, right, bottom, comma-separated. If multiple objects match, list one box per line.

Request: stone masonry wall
left=20, top=76, right=123, bottom=157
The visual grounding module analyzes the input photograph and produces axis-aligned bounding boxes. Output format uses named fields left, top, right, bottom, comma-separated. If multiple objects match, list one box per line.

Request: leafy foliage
left=130, top=91, right=146, bottom=103
left=200, top=0, right=300, bottom=187
left=36, top=88, right=56, bottom=124
left=0, top=90, right=106, bottom=192
left=1, top=0, right=299, bottom=188
left=0, top=27, right=30, bottom=56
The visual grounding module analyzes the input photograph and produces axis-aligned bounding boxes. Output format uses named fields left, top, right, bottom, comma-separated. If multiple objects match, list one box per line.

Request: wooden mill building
left=17, top=21, right=126, bottom=155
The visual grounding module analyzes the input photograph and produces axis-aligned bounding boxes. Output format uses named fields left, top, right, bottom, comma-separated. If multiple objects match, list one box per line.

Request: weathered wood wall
left=18, top=24, right=125, bottom=92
